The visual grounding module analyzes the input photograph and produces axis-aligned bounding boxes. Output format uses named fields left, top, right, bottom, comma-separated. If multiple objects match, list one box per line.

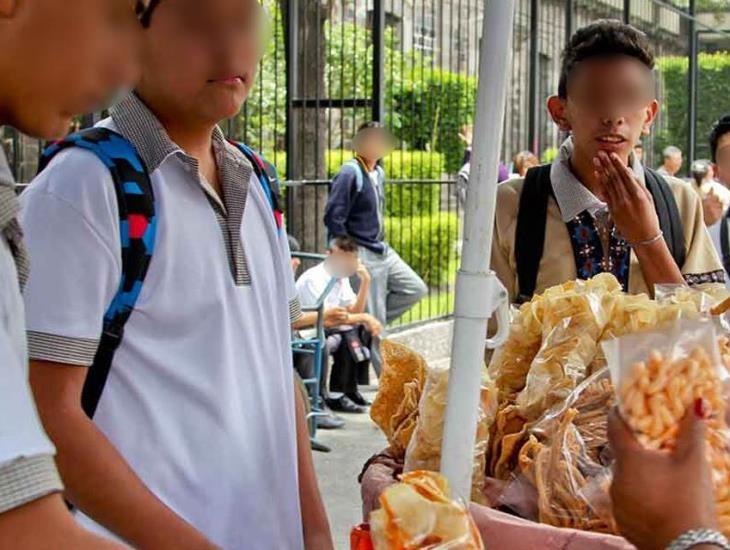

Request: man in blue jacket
left=324, top=122, right=427, bottom=375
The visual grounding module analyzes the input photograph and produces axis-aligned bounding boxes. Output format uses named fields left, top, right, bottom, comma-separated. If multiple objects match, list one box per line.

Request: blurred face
left=548, top=56, right=658, bottom=166
left=664, top=152, right=683, bottom=175
left=325, top=246, right=359, bottom=279
left=137, top=0, right=265, bottom=126
left=714, top=133, right=730, bottom=186
left=0, top=0, right=140, bottom=139
left=355, top=130, right=393, bottom=162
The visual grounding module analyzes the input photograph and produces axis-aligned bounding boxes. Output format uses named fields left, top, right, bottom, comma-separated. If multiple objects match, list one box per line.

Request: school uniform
left=492, top=138, right=724, bottom=301
left=0, top=147, right=63, bottom=514
left=21, top=93, right=304, bottom=549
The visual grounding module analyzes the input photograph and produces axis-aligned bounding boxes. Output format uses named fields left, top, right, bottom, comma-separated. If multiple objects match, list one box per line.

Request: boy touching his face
left=492, top=20, right=723, bottom=302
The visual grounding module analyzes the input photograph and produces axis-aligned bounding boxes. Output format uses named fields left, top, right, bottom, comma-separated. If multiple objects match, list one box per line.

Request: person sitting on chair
left=296, top=236, right=382, bottom=414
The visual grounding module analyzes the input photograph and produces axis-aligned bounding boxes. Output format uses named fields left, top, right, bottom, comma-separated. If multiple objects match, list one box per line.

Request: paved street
left=313, top=387, right=385, bottom=550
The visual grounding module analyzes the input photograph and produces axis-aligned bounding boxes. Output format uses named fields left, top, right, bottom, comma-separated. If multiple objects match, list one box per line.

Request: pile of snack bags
left=367, top=273, right=730, bottom=546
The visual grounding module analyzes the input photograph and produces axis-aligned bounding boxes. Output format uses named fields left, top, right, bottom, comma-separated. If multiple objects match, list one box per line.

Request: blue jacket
left=324, top=159, right=386, bottom=254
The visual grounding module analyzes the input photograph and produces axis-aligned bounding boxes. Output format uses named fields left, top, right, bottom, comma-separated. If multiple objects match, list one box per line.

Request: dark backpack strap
left=229, top=141, right=284, bottom=230
left=515, top=165, right=553, bottom=303
left=644, top=168, right=686, bottom=270
left=721, top=210, right=730, bottom=277
left=39, top=128, right=156, bottom=418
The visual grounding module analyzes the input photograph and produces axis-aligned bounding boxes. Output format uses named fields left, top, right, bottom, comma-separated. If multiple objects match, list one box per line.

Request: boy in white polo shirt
left=20, top=1, right=332, bottom=549
left=0, top=0, right=139, bottom=546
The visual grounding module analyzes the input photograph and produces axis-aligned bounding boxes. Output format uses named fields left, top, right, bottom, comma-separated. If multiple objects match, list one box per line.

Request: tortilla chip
left=371, top=341, right=427, bottom=452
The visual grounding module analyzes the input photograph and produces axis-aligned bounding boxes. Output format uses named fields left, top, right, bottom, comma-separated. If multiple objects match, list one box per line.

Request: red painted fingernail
left=694, top=398, right=709, bottom=419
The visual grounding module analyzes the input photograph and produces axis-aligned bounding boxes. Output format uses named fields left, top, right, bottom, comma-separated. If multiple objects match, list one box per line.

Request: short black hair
left=559, top=20, right=655, bottom=99
left=357, top=121, right=384, bottom=133
left=710, top=115, right=730, bottom=163
left=329, top=236, right=359, bottom=254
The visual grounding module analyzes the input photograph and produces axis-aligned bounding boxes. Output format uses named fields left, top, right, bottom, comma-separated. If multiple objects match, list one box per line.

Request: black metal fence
left=3, top=0, right=729, bottom=328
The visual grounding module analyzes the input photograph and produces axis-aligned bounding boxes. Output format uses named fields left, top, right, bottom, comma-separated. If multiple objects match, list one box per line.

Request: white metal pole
left=440, top=0, right=515, bottom=500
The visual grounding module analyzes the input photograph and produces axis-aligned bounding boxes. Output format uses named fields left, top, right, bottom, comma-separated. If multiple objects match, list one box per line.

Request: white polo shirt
left=20, top=94, right=303, bottom=549
left=296, top=263, right=356, bottom=311
left=0, top=148, right=62, bottom=514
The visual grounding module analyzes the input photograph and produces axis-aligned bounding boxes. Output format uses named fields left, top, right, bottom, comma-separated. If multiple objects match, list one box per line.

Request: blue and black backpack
left=38, top=127, right=282, bottom=419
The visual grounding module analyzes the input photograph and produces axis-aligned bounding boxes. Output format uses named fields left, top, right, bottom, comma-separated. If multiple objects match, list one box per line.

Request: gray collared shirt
left=550, top=137, right=646, bottom=223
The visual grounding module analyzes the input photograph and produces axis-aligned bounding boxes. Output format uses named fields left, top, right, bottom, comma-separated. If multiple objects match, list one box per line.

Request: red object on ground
left=351, top=524, right=374, bottom=550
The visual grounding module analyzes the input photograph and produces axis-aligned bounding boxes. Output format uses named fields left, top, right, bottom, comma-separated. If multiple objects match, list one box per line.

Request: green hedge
left=385, top=213, right=460, bottom=287
left=656, top=52, right=730, bottom=164
left=260, top=149, right=444, bottom=181
left=391, top=68, right=477, bottom=174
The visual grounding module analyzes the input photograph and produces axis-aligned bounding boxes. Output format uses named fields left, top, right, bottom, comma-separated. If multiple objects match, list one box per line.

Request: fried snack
left=404, top=366, right=494, bottom=504
left=712, top=296, right=730, bottom=316
left=619, top=347, right=730, bottom=535
left=531, top=409, right=616, bottom=533
left=371, top=341, right=427, bottom=456
left=488, top=307, right=542, bottom=402
left=488, top=404, right=527, bottom=479
left=720, top=336, right=730, bottom=373
left=369, top=471, right=484, bottom=550
left=516, top=314, right=600, bottom=420
left=389, top=380, right=423, bottom=456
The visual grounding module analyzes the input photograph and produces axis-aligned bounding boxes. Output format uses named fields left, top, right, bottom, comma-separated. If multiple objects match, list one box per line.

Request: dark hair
left=329, top=236, right=359, bottom=254
left=710, top=115, right=730, bottom=163
left=357, top=121, right=384, bottom=134
left=558, top=20, right=654, bottom=99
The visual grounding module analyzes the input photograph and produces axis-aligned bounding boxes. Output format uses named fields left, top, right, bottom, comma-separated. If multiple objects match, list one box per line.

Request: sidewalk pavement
left=313, top=387, right=385, bottom=549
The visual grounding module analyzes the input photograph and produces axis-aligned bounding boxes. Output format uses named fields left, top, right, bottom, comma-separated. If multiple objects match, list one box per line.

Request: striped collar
left=550, top=137, right=645, bottom=223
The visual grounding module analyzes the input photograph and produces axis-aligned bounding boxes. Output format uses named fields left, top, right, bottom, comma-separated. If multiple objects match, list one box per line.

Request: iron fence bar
left=565, top=0, right=573, bottom=46
left=623, top=0, right=631, bottom=24
left=528, top=0, right=540, bottom=153
left=371, top=0, right=384, bottom=124
left=285, top=0, right=297, bottom=184
left=688, top=0, right=698, bottom=167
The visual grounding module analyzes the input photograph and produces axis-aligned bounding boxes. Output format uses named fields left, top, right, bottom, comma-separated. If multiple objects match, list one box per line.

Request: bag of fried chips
left=371, top=341, right=427, bottom=457
left=369, top=471, right=484, bottom=550
left=606, top=318, right=730, bottom=535
left=404, top=364, right=496, bottom=504
left=497, top=368, right=618, bottom=533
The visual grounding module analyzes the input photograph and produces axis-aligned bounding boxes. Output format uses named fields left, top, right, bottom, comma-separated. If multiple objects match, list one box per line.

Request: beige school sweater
left=491, top=143, right=724, bottom=302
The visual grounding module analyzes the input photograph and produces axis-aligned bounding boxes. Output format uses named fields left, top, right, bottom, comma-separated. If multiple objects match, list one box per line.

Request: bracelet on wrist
left=627, top=230, right=664, bottom=248
left=666, top=528, right=730, bottom=550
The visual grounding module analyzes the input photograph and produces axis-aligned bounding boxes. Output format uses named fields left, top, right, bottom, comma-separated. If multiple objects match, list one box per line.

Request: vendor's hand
left=324, top=307, right=349, bottom=327
left=356, top=261, right=371, bottom=282
left=594, top=152, right=661, bottom=244
left=608, top=404, right=717, bottom=550
left=703, top=190, right=724, bottom=227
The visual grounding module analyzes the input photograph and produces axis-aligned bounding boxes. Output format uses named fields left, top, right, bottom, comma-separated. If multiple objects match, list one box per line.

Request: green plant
left=392, top=67, right=477, bottom=174
left=541, top=147, right=559, bottom=164
left=656, top=52, right=730, bottom=165
left=384, top=213, right=460, bottom=287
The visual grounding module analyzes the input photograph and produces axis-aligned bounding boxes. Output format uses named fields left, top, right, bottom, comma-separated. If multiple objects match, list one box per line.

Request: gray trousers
left=357, top=246, right=428, bottom=374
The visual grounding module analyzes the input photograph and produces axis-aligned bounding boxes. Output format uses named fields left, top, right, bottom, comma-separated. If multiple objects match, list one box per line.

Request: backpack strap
left=228, top=141, right=284, bottom=230
left=721, top=210, right=730, bottom=277
left=644, top=168, right=687, bottom=270
left=515, top=165, right=553, bottom=303
left=39, top=128, right=156, bottom=419
left=344, top=159, right=366, bottom=193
